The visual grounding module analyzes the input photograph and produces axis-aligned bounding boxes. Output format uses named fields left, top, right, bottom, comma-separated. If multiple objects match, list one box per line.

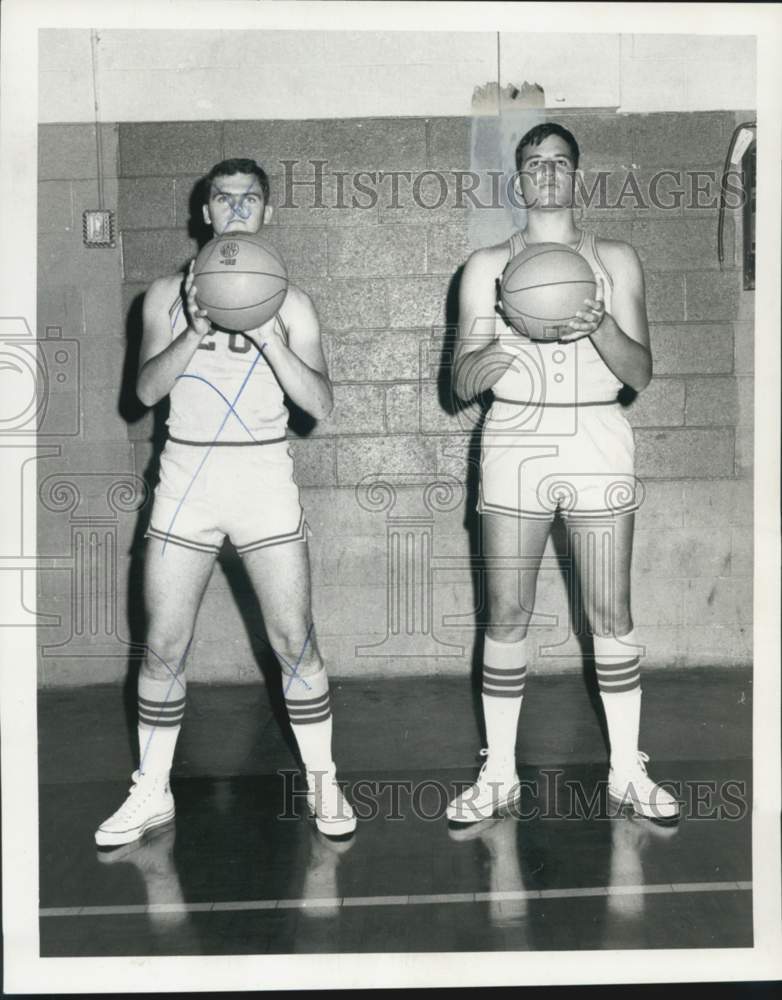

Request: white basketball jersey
left=165, top=294, right=289, bottom=444
left=492, top=229, right=623, bottom=406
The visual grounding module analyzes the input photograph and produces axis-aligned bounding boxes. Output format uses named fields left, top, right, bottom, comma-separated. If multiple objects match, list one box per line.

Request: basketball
left=192, top=233, right=288, bottom=331
left=500, top=242, right=596, bottom=341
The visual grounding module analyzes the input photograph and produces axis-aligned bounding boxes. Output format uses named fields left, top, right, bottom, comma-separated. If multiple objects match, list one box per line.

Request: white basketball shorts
left=478, top=399, right=642, bottom=520
left=146, top=438, right=307, bottom=555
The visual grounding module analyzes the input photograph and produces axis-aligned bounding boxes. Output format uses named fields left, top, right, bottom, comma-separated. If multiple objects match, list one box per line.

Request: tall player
left=96, top=159, right=356, bottom=845
left=448, top=123, right=679, bottom=825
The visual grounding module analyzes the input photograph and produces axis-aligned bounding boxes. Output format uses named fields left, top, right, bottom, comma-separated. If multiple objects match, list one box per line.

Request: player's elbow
left=629, top=353, right=653, bottom=393
left=314, top=383, right=334, bottom=420
left=136, top=367, right=162, bottom=408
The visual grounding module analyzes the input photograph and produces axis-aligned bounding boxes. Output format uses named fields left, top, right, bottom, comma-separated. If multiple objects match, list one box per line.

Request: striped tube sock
left=284, top=666, right=333, bottom=775
left=137, top=670, right=186, bottom=778
left=482, top=635, right=528, bottom=765
left=594, top=631, right=642, bottom=772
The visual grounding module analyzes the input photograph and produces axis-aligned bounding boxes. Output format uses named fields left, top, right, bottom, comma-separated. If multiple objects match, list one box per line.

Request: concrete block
left=556, top=112, right=635, bottom=170
left=173, top=174, right=206, bottom=229
left=119, top=122, right=223, bottom=177
left=634, top=527, right=732, bottom=579
left=309, top=534, right=388, bottom=588
left=122, top=229, right=195, bottom=283
left=580, top=166, right=683, bottom=221
left=330, top=330, right=424, bottom=383
left=306, top=278, right=388, bottom=332
left=635, top=428, right=734, bottom=478
left=632, top=576, right=685, bottom=626
left=624, top=378, right=685, bottom=427
left=733, top=321, right=754, bottom=376
left=187, top=639, right=249, bottom=682
left=684, top=576, right=753, bottom=626
left=82, top=282, right=125, bottom=341
left=386, top=275, right=451, bottom=328
left=730, top=527, right=753, bottom=578
left=289, top=438, right=336, bottom=487
left=685, top=376, right=738, bottom=426
left=650, top=324, right=733, bottom=375
left=38, top=180, right=74, bottom=234
left=39, top=123, right=117, bottom=181
left=378, top=171, right=467, bottom=226
left=118, top=177, right=176, bottom=230
left=734, top=423, right=753, bottom=479
left=303, top=486, right=388, bottom=538
left=328, top=226, right=427, bottom=278
left=37, top=285, right=84, bottom=338
left=81, top=387, right=129, bottom=443
left=632, top=218, right=728, bottom=272
left=645, top=272, right=685, bottom=322
left=336, top=435, right=437, bottom=486
left=685, top=270, right=741, bottom=322
left=682, top=479, right=753, bottom=530
left=223, top=118, right=428, bottom=174
left=427, top=118, right=471, bottom=171
left=312, top=384, right=385, bottom=436
left=57, top=441, right=135, bottom=475
left=427, top=222, right=470, bottom=275
left=632, top=112, right=729, bottom=168
left=634, top=480, right=685, bottom=529
left=269, top=172, right=379, bottom=228
left=736, top=376, right=753, bottom=428
left=266, top=227, right=328, bottom=280
left=38, top=231, right=121, bottom=290
left=385, top=384, right=421, bottom=434
left=192, top=584, right=256, bottom=644
left=312, top=583, right=389, bottom=637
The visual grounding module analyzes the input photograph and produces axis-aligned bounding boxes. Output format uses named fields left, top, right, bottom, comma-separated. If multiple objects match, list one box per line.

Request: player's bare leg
left=568, top=513, right=679, bottom=823
left=243, top=538, right=356, bottom=836
left=448, top=513, right=551, bottom=822
left=96, top=541, right=216, bottom=846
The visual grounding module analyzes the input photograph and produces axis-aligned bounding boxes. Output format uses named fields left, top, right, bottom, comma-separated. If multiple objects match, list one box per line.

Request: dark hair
left=515, top=123, right=580, bottom=171
left=204, top=158, right=270, bottom=205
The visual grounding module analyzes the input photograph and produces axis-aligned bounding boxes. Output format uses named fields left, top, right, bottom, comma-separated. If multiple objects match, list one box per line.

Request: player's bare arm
left=137, top=265, right=211, bottom=407
left=453, top=245, right=518, bottom=401
left=248, top=284, right=334, bottom=420
left=560, top=240, right=652, bottom=392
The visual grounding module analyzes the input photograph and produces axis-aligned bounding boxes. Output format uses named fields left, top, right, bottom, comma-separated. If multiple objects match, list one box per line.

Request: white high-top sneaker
left=305, top=765, right=357, bottom=838
left=607, top=751, right=680, bottom=825
left=95, top=770, right=175, bottom=847
left=447, top=749, right=521, bottom=824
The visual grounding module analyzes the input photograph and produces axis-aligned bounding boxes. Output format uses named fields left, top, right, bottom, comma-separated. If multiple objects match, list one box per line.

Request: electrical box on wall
left=83, top=209, right=115, bottom=248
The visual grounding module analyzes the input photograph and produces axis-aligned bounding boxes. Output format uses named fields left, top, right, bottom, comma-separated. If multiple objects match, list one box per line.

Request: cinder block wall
left=37, top=111, right=754, bottom=685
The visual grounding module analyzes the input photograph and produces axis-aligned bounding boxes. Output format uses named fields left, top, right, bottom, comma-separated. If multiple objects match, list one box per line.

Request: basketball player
left=96, top=159, right=356, bottom=845
left=448, top=123, right=679, bottom=825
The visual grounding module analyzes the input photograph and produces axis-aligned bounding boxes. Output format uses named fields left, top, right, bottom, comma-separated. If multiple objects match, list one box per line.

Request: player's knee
left=486, top=622, right=528, bottom=643
left=143, top=633, right=192, bottom=680
left=267, top=624, right=321, bottom=676
left=589, top=605, right=632, bottom=638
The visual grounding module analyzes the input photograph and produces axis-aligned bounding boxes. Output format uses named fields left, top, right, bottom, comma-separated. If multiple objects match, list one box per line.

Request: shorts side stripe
left=235, top=514, right=307, bottom=555
left=145, top=526, right=221, bottom=554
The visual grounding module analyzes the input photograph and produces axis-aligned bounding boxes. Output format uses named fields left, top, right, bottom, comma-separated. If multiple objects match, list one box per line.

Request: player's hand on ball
left=244, top=314, right=286, bottom=355
left=560, top=273, right=606, bottom=342
left=184, top=261, right=212, bottom=338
